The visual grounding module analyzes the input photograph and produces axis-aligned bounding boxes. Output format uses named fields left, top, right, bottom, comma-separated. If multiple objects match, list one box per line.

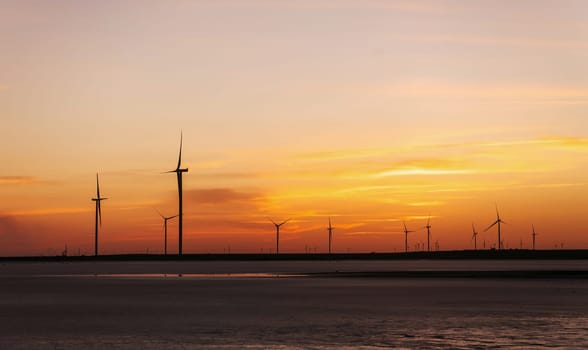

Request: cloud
left=0, top=176, right=38, bottom=185
left=0, top=215, right=19, bottom=234
left=379, top=83, right=588, bottom=101
left=405, top=33, right=588, bottom=50
left=184, top=188, right=263, bottom=205
left=371, top=158, right=475, bottom=178
left=4, top=207, right=91, bottom=217
left=193, top=0, right=445, bottom=12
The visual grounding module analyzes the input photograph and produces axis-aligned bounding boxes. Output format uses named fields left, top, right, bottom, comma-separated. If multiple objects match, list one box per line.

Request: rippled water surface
left=0, top=260, right=586, bottom=349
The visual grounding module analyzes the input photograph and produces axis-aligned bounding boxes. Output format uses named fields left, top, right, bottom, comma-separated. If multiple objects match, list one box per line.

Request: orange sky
left=1, top=0, right=587, bottom=255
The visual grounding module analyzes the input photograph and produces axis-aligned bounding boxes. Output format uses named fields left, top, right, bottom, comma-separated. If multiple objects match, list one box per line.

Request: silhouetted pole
left=164, top=219, right=168, bottom=255
left=94, top=201, right=99, bottom=256
left=177, top=171, right=183, bottom=255
left=276, top=225, right=280, bottom=254
left=498, top=221, right=501, bottom=250
left=327, top=217, right=333, bottom=254
left=405, top=232, right=408, bottom=253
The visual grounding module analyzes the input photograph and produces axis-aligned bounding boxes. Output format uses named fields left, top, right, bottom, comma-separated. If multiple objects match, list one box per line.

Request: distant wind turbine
left=327, top=217, right=334, bottom=254
left=91, top=173, right=108, bottom=256
left=403, top=221, right=415, bottom=253
left=156, top=210, right=178, bottom=255
left=471, top=223, right=479, bottom=250
left=484, top=205, right=507, bottom=250
left=532, top=224, right=538, bottom=250
left=423, top=215, right=432, bottom=252
left=269, top=218, right=290, bottom=254
left=166, top=132, right=188, bottom=255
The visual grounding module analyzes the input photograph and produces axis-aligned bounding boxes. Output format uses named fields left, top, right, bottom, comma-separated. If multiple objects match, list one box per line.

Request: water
left=0, top=260, right=586, bottom=349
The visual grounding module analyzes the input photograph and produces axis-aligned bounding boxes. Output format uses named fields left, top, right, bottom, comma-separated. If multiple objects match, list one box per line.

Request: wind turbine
left=423, top=215, right=432, bottom=252
left=91, top=173, right=108, bottom=256
left=156, top=210, right=178, bottom=255
left=484, top=205, right=506, bottom=250
left=532, top=224, right=538, bottom=250
left=269, top=218, right=290, bottom=254
left=403, top=221, right=415, bottom=253
left=327, top=217, right=334, bottom=254
left=166, top=132, right=188, bottom=255
left=471, top=223, right=479, bottom=250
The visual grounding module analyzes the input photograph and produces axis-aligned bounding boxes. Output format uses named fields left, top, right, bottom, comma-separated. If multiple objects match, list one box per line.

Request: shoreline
left=1, top=249, right=587, bottom=262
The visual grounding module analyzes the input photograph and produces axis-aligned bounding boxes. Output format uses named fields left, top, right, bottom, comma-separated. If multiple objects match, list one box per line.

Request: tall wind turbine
left=270, top=218, right=290, bottom=254
left=327, top=217, right=334, bottom=254
left=157, top=210, right=178, bottom=255
left=423, top=215, right=432, bottom=252
left=471, top=223, right=479, bottom=250
left=91, top=173, right=108, bottom=257
left=532, top=224, right=538, bottom=250
left=403, top=221, right=415, bottom=253
left=484, top=205, right=506, bottom=250
left=167, top=132, right=188, bottom=255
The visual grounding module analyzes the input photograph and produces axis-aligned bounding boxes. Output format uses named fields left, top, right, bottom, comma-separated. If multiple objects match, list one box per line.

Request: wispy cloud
left=373, top=168, right=473, bottom=178
left=195, top=0, right=446, bottom=12
left=185, top=188, right=263, bottom=204
left=0, top=176, right=38, bottom=185
left=406, top=33, right=588, bottom=50
left=4, top=207, right=91, bottom=217
left=379, top=83, right=588, bottom=101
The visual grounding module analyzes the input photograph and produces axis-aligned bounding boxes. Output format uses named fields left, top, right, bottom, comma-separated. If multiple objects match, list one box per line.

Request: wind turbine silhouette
left=269, top=218, right=290, bottom=254
left=166, top=132, right=188, bottom=255
left=91, top=173, right=108, bottom=257
left=484, top=205, right=506, bottom=250
left=532, top=224, right=538, bottom=250
left=327, top=217, right=334, bottom=254
left=403, top=221, right=415, bottom=253
left=471, top=223, right=479, bottom=250
left=156, top=210, right=178, bottom=255
left=423, top=215, right=432, bottom=252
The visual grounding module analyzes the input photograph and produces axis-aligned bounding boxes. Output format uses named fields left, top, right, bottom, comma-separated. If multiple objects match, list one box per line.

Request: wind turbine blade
left=495, top=204, right=500, bottom=219
left=268, top=217, right=277, bottom=225
left=155, top=208, right=165, bottom=219
left=176, top=131, right=183, bottom=170
left=280, top=218, right=291, bottom=226
left=483, top=220, right=498, bottom=232
left=427, top=215, right=431, bottom=226
left=96, top=173, right=100, bottom=198
left=168, top=215, right=179, bottom=220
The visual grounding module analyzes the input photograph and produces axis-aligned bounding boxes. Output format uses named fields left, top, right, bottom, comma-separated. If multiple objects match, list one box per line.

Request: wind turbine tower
left=327, top=217, right=334, bottom=254
left=484, top=205, right=506, bottom=250
left=403, top=221, right=415, bottom=253
left=91, top=173, right=108, bottom=257
left=270, top=218, right=290, bottom=254
left=424, top=215, right=432, bottom=252
left=471, top=223, right=479, bottom=250
left=157, top=210, right=178, bottom=255
left=167, top=132, right=188, bottom=255
left=532, top=225, right=538, bottom=250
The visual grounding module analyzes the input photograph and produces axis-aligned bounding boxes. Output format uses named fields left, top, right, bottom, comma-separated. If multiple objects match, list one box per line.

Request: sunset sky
left=1, top=0, right=587, bottom=256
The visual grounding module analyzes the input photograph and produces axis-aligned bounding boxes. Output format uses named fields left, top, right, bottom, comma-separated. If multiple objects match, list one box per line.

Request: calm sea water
left=0, top=260, right=586, bottom=349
